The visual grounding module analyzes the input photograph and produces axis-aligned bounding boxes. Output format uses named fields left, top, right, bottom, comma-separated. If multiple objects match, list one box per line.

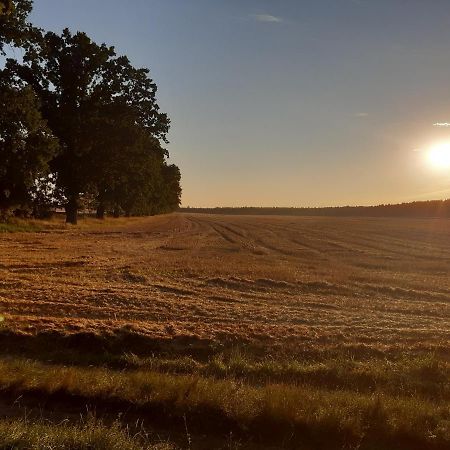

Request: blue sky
left=30, top=0, right=450, bottom=206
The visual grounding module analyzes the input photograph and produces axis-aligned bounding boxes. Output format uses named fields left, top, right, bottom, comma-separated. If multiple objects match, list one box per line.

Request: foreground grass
left=121, top=350, right=449, bottom=400
left=0, top=356, right=448, bottom=449
left=0, top=219, right=44, bottom=233
left=0, top=417, right=174, bottom=450
left=7, top=339, right=448, bottom=400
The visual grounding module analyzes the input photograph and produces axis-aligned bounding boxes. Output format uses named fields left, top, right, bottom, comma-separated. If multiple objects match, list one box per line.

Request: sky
left=28, top=0, right=450, bottom=207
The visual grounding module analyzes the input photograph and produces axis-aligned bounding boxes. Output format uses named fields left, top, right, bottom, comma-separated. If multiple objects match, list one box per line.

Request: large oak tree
left=7, top=28, right=171, bottom=223
left=2, top=3, right=180, bottom=222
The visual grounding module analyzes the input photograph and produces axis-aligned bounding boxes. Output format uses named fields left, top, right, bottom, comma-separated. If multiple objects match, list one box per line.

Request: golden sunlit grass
left=0, top=214, right=148, bottom=233
left=0, top=416, right=175, bottom=450
left=0, top=213, right=449, bottom=448
left=0, top=356, right=448, bottom=449
left=122, top=350, right=449, bottom=398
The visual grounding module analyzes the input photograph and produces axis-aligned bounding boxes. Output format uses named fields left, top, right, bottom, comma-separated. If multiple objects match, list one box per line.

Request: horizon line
left=179, top=198, right=450, bottom=210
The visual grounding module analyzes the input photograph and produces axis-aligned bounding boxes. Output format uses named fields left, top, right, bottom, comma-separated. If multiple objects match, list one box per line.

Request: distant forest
left=0, top=0, right=181, bottom=224
left=181, top=199, right=450, bottom=218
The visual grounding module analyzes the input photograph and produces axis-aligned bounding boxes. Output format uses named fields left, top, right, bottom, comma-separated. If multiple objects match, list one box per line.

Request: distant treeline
left=0, top=1, right=181, bottom=224
left=181, top=199, right=450, bottom=218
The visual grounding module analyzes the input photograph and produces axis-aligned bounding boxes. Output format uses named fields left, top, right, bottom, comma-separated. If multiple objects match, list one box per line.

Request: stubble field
left=0, top=213, right=449, bottom=449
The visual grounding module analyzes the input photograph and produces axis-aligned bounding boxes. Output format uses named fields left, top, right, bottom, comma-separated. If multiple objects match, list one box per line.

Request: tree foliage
left=85, top=99, right=176, bottom=218
left=0, top=0, right=36, bottom=54
left=0, top=80, right=58, bottom=217
left=0, top=0, right=13, bottom=16
left=1, top=4, right=181, bottom=223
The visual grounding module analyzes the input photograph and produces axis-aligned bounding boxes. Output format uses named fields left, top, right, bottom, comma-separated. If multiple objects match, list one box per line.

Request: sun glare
left=427, top=142, right=450, bottom=169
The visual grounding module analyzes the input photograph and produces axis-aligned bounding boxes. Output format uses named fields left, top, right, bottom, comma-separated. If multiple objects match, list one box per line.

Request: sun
left=427, top=141, right=450, bottom=169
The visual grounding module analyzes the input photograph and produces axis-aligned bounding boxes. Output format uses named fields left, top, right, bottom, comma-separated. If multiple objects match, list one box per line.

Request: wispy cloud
left=355, top=112, right=369, bottom=118
left=433, top=122, right=450, bottom=127
left=251, top=14, right=283, bottom=23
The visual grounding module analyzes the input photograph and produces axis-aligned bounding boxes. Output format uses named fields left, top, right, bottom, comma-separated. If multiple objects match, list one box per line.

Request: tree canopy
left=0, top=80, right=58, bottom=218
left=0, top=1, right=181, bottom=223
left=0, top=0, right=35, bottom=53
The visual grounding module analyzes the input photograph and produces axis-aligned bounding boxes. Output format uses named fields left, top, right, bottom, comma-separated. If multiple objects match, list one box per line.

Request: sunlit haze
left=427, top=142, right=450, bottom=170
left=30, top=0, right=450, bottom=207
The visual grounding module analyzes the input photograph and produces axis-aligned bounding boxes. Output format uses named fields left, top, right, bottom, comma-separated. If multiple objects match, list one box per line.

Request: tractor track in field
left=0, top=213, right=448, bottom=355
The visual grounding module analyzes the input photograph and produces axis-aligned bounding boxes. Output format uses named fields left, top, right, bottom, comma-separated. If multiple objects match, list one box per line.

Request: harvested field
left=1, top=213, right=449, bottom=354
left=0, top=213, right=449, bottom=449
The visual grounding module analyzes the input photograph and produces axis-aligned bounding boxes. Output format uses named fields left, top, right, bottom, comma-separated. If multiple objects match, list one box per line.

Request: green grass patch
left=0, top=356, right=447, bottom=449
left=0, top=220, right=43, bottom=233
left=121, top=350, right=450, bottom=400
left=2, top=336, right=447, bottom=400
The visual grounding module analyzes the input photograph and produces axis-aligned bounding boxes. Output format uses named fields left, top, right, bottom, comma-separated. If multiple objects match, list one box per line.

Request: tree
left=83, top=99, right=172, bottom=219
left=113, top=138, right=167, bottom=217
left=6, top=28, right=171, bottom=224
left=0, top=80, right=58, bottom=219
left=160, top=164, right=182, bottom=212
left=0, top=0, right=13, bottom=16
left=0, top=0, right=36, bottom=54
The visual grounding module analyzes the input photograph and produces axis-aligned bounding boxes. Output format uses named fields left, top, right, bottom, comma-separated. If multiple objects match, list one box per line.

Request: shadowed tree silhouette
left=1, top=3, right=181, bottom=222
left=88, top=102, right=168, bottom=218
left=6, top=28, right=172, bottom=223
left=0, top=0, right=35, bottom=54
left=0, top=0, right=13, bottom=15
left=0, top=79, right=58, bottom=218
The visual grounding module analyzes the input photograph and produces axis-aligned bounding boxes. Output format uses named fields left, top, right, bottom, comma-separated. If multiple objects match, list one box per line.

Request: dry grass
left=0, top=213, right=449, bottom=448
left=0, top=213, right=448, bottom=355
left=0, top=416, right=175, bottom=450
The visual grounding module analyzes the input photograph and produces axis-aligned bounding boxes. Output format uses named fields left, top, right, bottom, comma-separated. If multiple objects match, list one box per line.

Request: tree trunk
left=96, top=204, right=105, bottom=220
left=65, top=196, right=78, bottom=225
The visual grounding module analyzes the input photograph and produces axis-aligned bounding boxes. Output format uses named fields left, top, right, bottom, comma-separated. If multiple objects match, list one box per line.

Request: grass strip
left=0, top=357, right=448, bottom=449
left=0, top=416, right=174, bottom=450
